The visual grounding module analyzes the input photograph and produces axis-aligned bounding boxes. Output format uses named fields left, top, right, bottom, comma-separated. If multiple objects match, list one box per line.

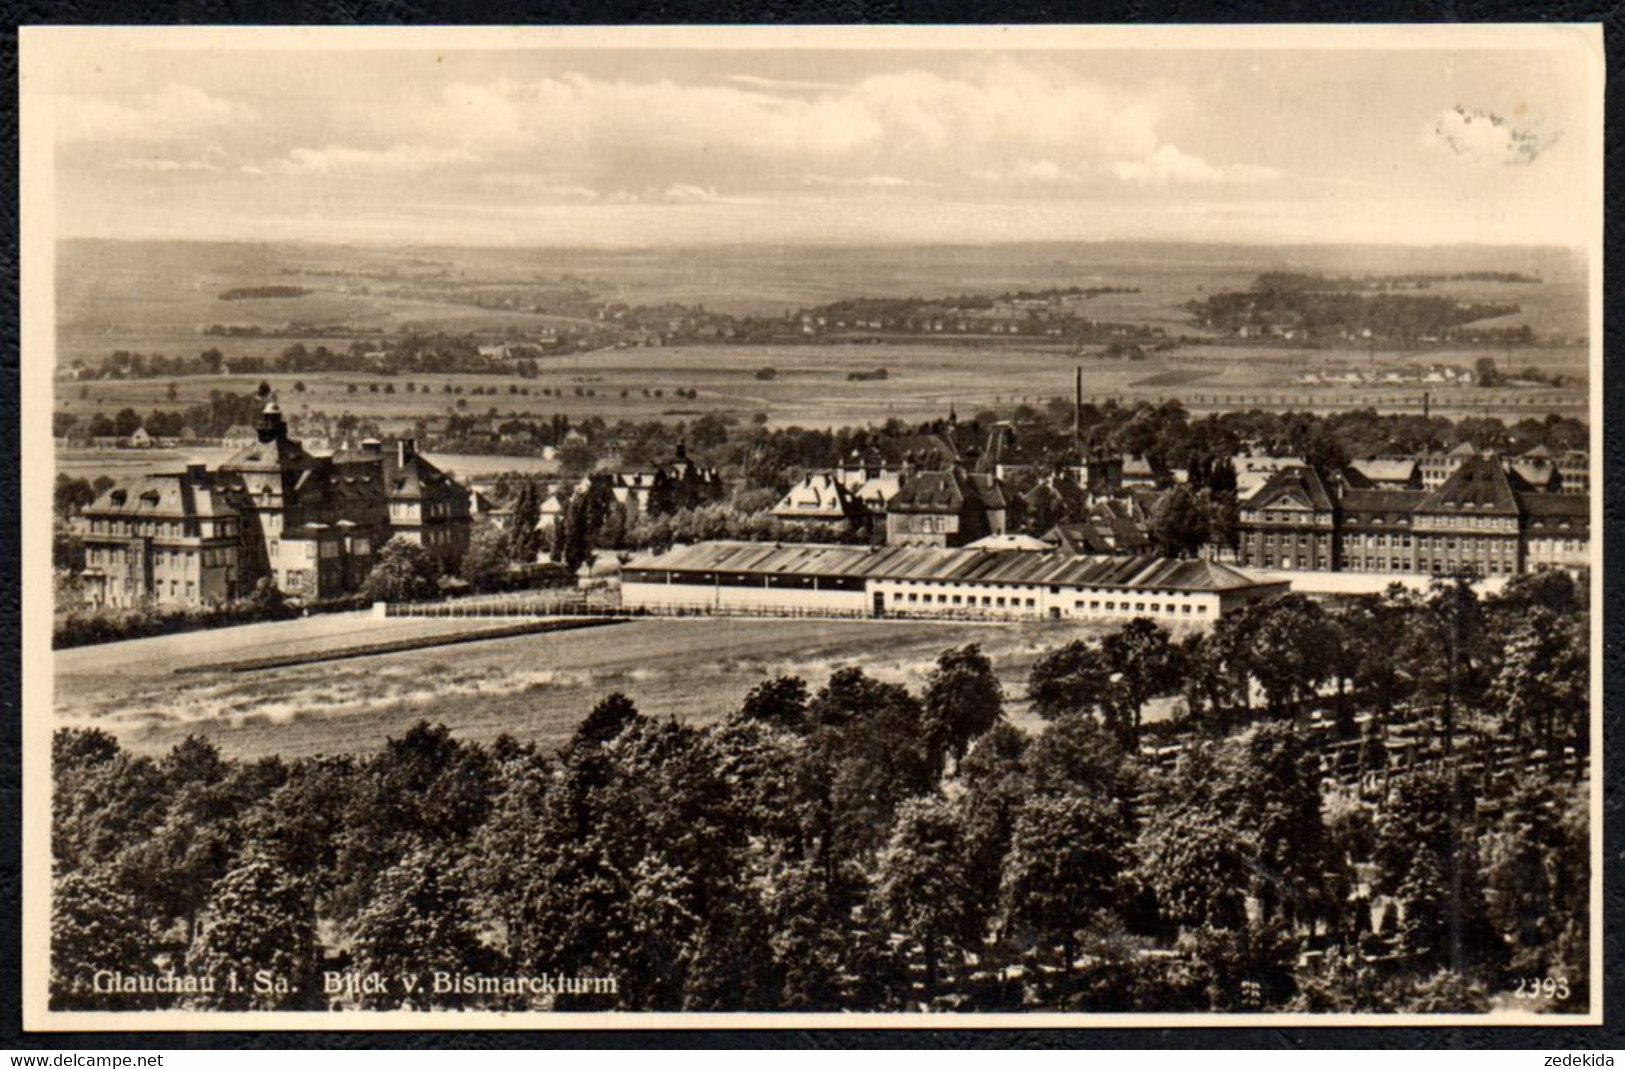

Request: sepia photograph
left=18, top=24, right=1604, bottom=1030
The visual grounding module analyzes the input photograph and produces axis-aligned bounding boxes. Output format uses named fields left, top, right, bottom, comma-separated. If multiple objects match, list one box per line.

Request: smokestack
left=1073, top=366, right=1083, bottom=455
left=397, top=438, right=416, bottom=466
left=186, top=462, right=208, bottom=487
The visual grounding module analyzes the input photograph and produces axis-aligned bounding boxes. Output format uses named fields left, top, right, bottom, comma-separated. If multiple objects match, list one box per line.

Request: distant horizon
left=54, top=234, right=1590, bottom=256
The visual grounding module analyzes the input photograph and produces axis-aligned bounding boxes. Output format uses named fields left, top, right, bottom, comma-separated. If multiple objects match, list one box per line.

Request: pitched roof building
left=622, top=539, right=1286, bottom=623
left=1235, top=455, right=1589, bottom=579
left=886, top=467, right=1008, bottom=547
left=76, top=402, right=473, bottom=608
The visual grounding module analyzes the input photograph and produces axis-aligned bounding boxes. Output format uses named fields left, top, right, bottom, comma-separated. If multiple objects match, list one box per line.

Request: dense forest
left=52, top=570, right=1590, bottom=1014
left=1189, top=288, right=1521, bottom=342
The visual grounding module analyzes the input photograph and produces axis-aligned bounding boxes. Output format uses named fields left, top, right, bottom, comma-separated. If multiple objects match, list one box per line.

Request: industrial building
left=621, top=540, right=1286, bottom=623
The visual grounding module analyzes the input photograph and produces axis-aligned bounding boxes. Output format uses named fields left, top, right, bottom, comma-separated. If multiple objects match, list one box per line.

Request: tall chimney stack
left=1073, top=366, right=1083, bottom=455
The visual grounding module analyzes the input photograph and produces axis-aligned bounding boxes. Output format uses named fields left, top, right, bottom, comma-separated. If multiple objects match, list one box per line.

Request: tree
left=558, top=438, right=598, bottom=477
left=955, top=723, right=1030, bottom=919
left=1001, top=793, right=1131, bottom=974
left=1148, top=485, right=1208, bottom=558
left=54, top=474, right=97, bottom=519
left=293, top=380, right=307, bottom=393
left=112, top=407, right=143, bottom=438
left=256, top=379, right=273, bottom=399
left=1025, top=712, right=1133, bottom=801
left=801, top=668, right=933, bottom=882
left=507, top=481, right=541, bottom=562
left=872, top=796, right=983, bottom=994
left=1241, top=594, right=1340, bottom=716
left=1375, top=770, right=1504, bottom=977
left=458, top=524, right=512, bottom=593
left=1140, top=724, right=1330, bottom=931
left=348, top=845, right=492, bottom=1009
left=1100, top=618, right=1180, bottom=733
left=920, top=643, right=1003, bottom=779
left=1026, top=640, right=1113, bottom=722
left=737, top=676, right=809, bottom=734
left=50, top=867, right=154, bottom=1010
left=359, top=536, right=442, bottom=603
left=572, top=693, right=643, bottom=749
left=188, top=853, right=318, bottom=1009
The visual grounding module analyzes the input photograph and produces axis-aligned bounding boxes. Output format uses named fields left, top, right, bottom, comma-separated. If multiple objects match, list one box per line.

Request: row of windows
left=1252, top=556, right=1333, bottom=570
left=889, top=590, right=1212, bottom=616
left=899, top=592, right=1038, bottom=609
left=1260, top=533, right=1327, bottom=547
left=1081, top=599, right=1209, bottom=616
left=1344, top=535, right=1413, bottom=549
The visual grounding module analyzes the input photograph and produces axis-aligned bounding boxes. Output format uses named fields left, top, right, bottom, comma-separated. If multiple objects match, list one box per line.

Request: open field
left=55, top=445, right=560, bottom=486
left=52, top=612, right=1150, bottom=761
left=54, top=238, right=1589, bottom=434
left=57, top=338, right=1587, bottom=449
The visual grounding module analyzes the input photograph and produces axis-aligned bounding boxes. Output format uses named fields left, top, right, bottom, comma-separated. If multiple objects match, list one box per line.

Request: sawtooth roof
left=625, top=540, right=1271, bottom=593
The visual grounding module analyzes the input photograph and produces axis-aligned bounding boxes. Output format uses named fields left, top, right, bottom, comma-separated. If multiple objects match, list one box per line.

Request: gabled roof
left=1339, top=489, right=1423, bottom=516
left=625, top=539, right=1276, bottom=594
left=1417, top=455, right=1522, bottom=516
left=889, top=468, right=1006, bottom=515
left=1245, top=465, right=1335, bottom=512
left=220, top=435, right=316, bottom=473
left=1347, top=458, right=1418, bottom=485
left=874, top=432, right=960, bottom=469
left=962, top=533, right=1052, bottom=552
left=84, top=472, right=238, bottom=521
left=1447, top=441, right=1479, bottom=458
left=771, top=473, right=864, bottom=520
left=1518, top=493, right=1589, bottom=518
left=1019, top=475, right=1088, bottom=516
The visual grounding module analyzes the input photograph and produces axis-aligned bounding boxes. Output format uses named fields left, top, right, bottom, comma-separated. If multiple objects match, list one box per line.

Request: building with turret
left=76, top=401, right=472, bottom=607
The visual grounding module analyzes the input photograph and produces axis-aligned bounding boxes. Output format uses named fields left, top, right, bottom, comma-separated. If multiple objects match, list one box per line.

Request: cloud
left=723, top=74, right=843, bottom=93
left=1425, top=105, right=1557, bottom=166
left=658, top=184, right=722, bottom=204
left=58, top=85, right=255, bottom=143
left=115, top=143, right=229, bottom=173
left=396, top=62, right=1178, bottom=190
left=797, top=173, right=915, bottom=189
left=265, top=143, right=478, bottom=177
left=1110, top=143, right=1280, bottom=187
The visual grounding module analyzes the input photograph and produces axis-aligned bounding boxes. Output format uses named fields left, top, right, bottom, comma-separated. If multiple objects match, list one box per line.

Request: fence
left=381, top=596, right=1085, bottom=625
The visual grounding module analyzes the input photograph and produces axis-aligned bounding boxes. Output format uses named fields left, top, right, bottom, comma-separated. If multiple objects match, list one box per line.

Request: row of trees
left=1026, top=569, right=1590, bottom=755
left=51, top=617, right=1588, bottom=1014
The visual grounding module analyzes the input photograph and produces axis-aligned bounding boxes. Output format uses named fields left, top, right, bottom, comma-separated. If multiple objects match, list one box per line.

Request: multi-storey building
left=1235, top=466, right=1339, bottom=572
left=886, top=467, right=1008, bottom=548
left=579, top=442, right=725, bottom=519
left=77, top=401, right=472, bottom=607
left=1235, top=456, right=1590, bottom=579
left=78, top=465, right=243, bottom=609
left=771, top=472, right=867, bottom=529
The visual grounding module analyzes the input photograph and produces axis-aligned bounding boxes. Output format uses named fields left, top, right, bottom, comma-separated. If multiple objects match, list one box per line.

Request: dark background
left=0, top=0, right=1619, bottom=1050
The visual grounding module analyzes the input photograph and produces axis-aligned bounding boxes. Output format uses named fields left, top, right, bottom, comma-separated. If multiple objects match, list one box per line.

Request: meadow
left=52, top=612, right=1130, bottom=761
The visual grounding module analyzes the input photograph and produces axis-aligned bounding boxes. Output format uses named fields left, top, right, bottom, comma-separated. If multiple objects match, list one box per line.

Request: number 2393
left=1513, top=976, right=1570, bottom=1000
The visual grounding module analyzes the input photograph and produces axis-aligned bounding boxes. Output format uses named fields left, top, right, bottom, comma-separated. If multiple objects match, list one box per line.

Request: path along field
left=52, top=611, right=1143, bottom=761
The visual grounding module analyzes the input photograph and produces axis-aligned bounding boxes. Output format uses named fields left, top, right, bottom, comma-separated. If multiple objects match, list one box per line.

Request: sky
left=31, top=29, right=1602, bottom=249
